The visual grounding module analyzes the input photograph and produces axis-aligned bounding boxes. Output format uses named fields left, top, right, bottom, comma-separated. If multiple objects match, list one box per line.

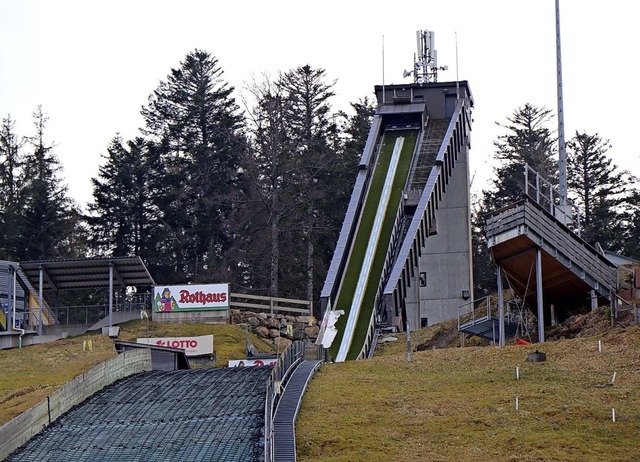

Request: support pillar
left=38, top=266, right=43, bottom=336
left=497, top=265, right=505, bottom=347
left=536, top=249, right=545, bottom=343
left=108, top=262, right=114, bottom=329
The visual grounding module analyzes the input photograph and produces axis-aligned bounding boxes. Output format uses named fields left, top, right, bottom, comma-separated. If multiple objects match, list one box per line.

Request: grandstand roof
left=18, top=257, right=155, bottom=291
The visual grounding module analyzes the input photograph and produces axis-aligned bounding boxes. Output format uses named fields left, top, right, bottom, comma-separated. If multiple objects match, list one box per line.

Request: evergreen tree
left=478, top=104, right=558, bottom=296
left=566, top=131, right=633, bottom=251
left=141, top=49, right=246, bottom=282
left=471, top=187, right=496, bottom=298
left=0, top=115, right=25, bottom=260
left=483, top=104, right=558, bottom=210
left=316, top=97, right=373, bottom=280
left=277, top=65, right=337, bottom=302
left=340, top=97, right=375, bottom=161
left=624, top=189, right=640, bottom=259
left=88, top=136, right=156, bottom=258
left=20, top=106, right=77, bottom=260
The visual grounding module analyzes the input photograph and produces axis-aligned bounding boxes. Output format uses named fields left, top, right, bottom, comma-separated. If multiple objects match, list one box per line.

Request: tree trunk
left=270, top=189, right=279, bottom=297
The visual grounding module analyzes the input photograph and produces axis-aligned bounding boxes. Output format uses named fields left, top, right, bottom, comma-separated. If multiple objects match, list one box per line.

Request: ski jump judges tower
left=318, top=31, right=474, bottom=361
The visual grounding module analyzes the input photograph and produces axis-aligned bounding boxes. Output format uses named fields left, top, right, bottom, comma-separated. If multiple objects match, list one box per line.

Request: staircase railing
left=457, top=296, right=492, bottom=330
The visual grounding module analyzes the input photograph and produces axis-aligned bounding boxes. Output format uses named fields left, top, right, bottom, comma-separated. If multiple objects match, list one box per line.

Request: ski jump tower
left=318, top=31, right=474, bottom=361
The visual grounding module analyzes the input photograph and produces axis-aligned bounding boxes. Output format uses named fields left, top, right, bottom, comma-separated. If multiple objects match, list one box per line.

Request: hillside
left=2, top=310, right=638, bottom=461
left=296, top=317, right=640, bottom=461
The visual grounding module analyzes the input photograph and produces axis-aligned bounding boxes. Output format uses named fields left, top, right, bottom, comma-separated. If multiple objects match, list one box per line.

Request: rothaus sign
left=153, top=283, right=229, bottom=312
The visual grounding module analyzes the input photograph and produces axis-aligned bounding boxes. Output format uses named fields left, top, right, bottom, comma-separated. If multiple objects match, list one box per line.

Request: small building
left=115, top=340, right=190, bottom=371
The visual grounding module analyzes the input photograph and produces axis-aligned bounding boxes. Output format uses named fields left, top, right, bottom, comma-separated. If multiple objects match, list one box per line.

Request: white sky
left=1, top=0, right=638, bottom=207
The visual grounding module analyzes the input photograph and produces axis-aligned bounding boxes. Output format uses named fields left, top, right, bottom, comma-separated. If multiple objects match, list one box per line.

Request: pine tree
left=89, top=136, right=155, bottom=258
left=566, top=131, right=633, bottom=251
left=141, top=50, right=246, bottom=282
left=483, top=104, right=558, bottom=210
left=277, top=65, right=337, bottom=302
left=478, top=104, right=558, bottom=297
left=0, top=115, right=25, bottom=260
left=20, top=106, right=78, bottom=260
left=624, top=189, right=640, bottom=259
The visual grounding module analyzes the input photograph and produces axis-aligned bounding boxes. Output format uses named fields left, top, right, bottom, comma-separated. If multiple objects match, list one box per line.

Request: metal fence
left=51, top=293, right=152, bottom=326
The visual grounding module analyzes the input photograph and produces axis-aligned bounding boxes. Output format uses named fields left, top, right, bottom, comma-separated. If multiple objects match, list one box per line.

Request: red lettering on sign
left=178, top=289, right=228, bottom=306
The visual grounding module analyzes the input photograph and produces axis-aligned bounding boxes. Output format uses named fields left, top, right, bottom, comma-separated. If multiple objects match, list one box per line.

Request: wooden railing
left=230, top=293, right=313, bottom=316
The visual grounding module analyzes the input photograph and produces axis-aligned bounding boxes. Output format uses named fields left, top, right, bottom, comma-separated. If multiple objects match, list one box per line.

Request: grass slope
left=297, top=325, right=640, bottom=462
left=0, top=320, right=274, bottom=425
left=331, top=129, right=417, bottom=360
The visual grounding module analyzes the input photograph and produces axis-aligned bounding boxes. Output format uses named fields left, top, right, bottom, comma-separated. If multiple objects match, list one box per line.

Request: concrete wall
left=404, top=138, right=474, bottom=328
left=0, top=348, right=152, bottom=460
left=153, top=309, right=229, bottom=324
left=0, top=332, right=62, bottom=350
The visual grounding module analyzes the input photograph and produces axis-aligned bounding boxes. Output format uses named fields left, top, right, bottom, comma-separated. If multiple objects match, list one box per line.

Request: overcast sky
left=1, top=0, right=638, bottom=207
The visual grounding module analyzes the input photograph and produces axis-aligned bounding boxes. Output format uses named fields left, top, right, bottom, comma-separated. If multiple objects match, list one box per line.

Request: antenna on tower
left=403, top=30, right=448, bottom=84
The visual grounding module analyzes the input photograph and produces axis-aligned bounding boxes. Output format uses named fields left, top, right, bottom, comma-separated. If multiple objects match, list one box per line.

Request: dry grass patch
left=297, top=326, right=640, bottom=462
left=0, top=334, right=115, bottom=425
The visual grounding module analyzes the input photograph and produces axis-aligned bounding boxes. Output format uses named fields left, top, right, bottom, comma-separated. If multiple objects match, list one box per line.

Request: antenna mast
left=404, top=30, right=447, bottom=84
left=556, top=0, right=568, bottom=206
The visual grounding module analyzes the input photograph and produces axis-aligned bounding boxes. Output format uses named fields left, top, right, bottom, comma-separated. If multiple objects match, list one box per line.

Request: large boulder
left=274, top=336, right=293, bottom=350
left=269, top=328, right=281, bottom=339
left=254, top=326, right=270, bottom=338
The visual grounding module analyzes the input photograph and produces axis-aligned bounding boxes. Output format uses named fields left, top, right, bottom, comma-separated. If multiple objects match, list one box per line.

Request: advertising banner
left=228, top=358, right=278, bottom=367
left=137, top=335, right=214, bottom=356
left=153, top=283, right=229, bottom=312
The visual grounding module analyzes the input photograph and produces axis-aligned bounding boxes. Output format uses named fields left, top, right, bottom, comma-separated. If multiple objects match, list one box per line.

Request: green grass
left=331, top=129, right=418, bottom=360
left=297, top=325, right=640, bottom=461
left=0, top=320, right=274, bottom=425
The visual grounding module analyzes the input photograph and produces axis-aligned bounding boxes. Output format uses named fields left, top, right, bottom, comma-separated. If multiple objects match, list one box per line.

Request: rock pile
left=231, top=310, right=319, bottom=349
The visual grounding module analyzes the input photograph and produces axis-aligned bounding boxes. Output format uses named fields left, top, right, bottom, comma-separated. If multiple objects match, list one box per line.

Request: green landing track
left=330, top=129, right=418, bottom=361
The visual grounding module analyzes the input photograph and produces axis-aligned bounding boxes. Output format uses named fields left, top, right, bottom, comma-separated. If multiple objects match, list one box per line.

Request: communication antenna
left=403, top=30, right=448, bottom=84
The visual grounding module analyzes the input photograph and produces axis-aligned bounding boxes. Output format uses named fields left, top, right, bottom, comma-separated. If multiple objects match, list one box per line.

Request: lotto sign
left=137, top=335, right=214, bottom=356
left=153, top=283, right=229, bottom=312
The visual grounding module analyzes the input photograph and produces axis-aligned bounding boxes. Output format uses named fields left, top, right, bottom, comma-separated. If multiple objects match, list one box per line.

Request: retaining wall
left=0, top=348, right=152, bottom=460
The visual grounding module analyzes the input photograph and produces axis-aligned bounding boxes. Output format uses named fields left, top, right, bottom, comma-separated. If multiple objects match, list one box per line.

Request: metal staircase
left=458, top=296, right=519, bottom=343
left=409, top=118, right=450, bottom=190
left=272, top=360, right=323, bottom=462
